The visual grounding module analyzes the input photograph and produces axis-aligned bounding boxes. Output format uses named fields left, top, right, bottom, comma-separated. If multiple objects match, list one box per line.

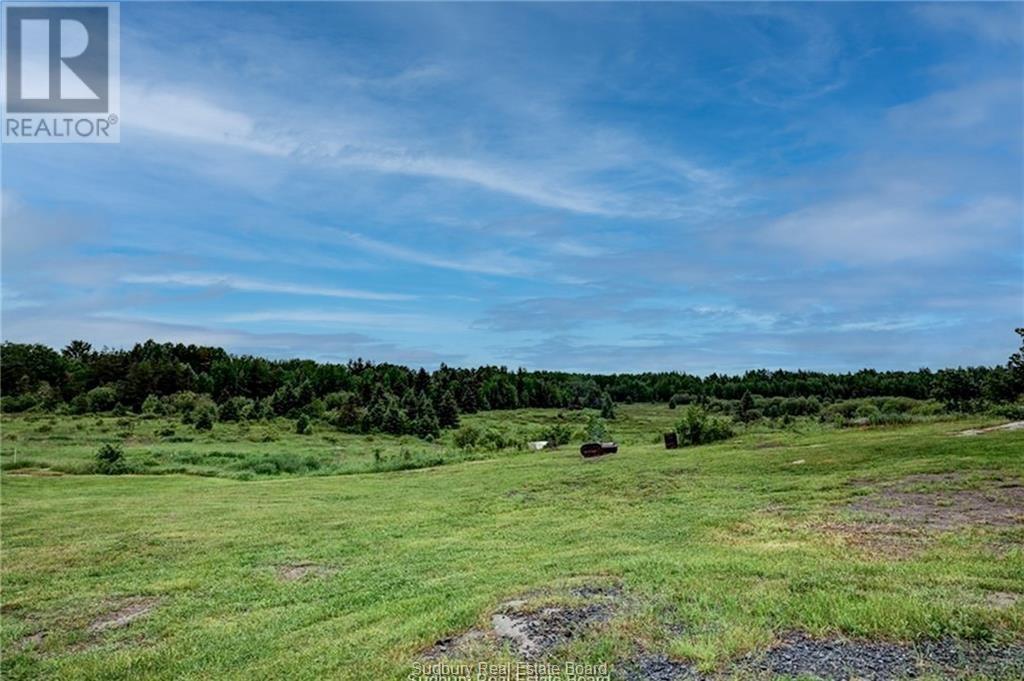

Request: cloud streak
left=121, top=272, right=416, bottom=301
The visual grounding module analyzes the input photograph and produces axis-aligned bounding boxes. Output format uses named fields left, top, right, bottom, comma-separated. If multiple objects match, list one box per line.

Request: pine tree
left=600, top=392, right=616, bottom=419
left=437, top=389, right=460, bottom=429
left=739, top=390, right=755, bottom=422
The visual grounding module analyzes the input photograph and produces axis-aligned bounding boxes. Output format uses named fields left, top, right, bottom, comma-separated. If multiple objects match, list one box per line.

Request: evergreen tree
left=437, top=389, right=460, bottom=429
left=600, top=392, right=616, bottom=419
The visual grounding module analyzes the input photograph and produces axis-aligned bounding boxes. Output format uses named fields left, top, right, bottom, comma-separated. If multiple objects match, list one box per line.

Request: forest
left=2, top=329, right=1022, bottom=438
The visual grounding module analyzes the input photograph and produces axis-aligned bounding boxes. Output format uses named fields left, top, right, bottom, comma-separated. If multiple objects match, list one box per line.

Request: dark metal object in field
left=663, top=432, right=678, bottom=449
left=580, top=442, right=618, bottom=458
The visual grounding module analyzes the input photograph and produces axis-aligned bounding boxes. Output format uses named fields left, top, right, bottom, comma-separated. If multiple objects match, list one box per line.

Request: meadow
left=1, top=405, right=1022, bottom=680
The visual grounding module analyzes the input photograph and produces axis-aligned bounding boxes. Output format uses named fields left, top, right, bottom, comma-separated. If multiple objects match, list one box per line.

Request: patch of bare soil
left=4, top=468, right=64, bottom=477
left=822, top=473, right=1024, bottom=556
left=846, top=482, right=1024, bottom=532
left=276, top=562, right=336, bottom=582
left=422, top=630, right=488, bottom=659
left=88, top=597, right=160, bottom=633
left=15, top=631, right=47, bottom=650
left=491, top=600, right=613, bottom=658
left=422, top=580, right=624, bottom=660
left=986, top=592, right=1021, bottom=609
left=957, top=420, right=1024, bottom=436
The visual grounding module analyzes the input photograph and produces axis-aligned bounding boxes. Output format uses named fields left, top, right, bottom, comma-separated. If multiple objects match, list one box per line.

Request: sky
left=2, top=2, right=1022, bottom=374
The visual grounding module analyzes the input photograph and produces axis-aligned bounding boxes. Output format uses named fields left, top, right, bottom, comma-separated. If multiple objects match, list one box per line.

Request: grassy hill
left=1, top=408, right=1022, bottom=679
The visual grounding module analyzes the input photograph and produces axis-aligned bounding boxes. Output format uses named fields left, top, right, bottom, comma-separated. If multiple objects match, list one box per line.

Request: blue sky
left=2, top=2, right=1022, bottom=373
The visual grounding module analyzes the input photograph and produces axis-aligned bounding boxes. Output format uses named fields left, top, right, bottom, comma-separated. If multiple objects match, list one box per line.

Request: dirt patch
left=276, top=562, right=336, bottom=582
left=422, top=579, right=624, bottom=660
left=492, top=600, right=613, bottom=658
left=957, top=421, right=1024, bottom=436
left=822, top=473, right=1024, bottom=556
left=986, top=591, right=1021, bottom=609
left=88, top=597, right=160, bottom=633
left=4, top=468, right=64, bottom=477
left=422, top=630, right=488, bottom=659
left=846, top=484, right=1024, bottom=532
left=818, top=520, right=930, bottom=558
left=15, top=631, right=47, bottom=650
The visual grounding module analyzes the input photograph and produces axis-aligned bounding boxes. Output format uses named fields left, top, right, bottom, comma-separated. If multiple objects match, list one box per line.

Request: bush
left=194, top=407, right=215, bottom=431
left=536, top=422, right=572, bottom=446
left=585, top=413, right=607, bottom=441
left=95, top=443, right=129, bottom=474
left=219, top=396, right=254, bottom=422
left=989, top=400, right=1024, bottom=420
left=676, top=405, right=734, bottom=446
left=295, top=413, right=312, bottom=435
left=141, top=394, right=163, bottom=417
left=86, top=385, right=118, bottom=413
left=168, top=391, right=200, bottom=418
left=1, top=394, right=39, bottom=413
left=453, top=424, right=481, bottom=449
left=600, top=393, right=616, bottom=419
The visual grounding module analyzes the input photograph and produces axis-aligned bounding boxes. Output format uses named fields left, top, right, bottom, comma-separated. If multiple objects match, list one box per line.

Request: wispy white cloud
left=913, top=3, right=1023, bottom=45
left=222, top=309, right=461, bottom=332
left=761, top=192, right=1018, bottom=265
left=339, top=231, right=537, bottom=277
left=2, top=310, right=458, bottom=365
left=124, top=83, right=294, bottom=156
left=123, top=78, right=736, bottom=219
left=121, top=272, right=415, bottom=301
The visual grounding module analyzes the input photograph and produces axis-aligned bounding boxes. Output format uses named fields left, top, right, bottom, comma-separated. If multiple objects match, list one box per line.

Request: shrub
left=86, top=385, right=118, bottom=413
left=676, top=405, right=734, bottom=446
left=141, top=394, right=162, bottom=417
left=854, top=403, right=881, bottom=420
left=295, top=413, right=312, bottom=435
left=536, top=423, right=572, bottom=446
left=1, top=394, right=39, bottom=413
left=219, top=396, right=254, bottom=422
left=413, top=410, right=440, bottom=440
left=585, top=413, right=607, bottom=441
left=453, top=424, right=481, bottom=449
left=193, top=407, right=215, bottom=431
left=68, top=394, right=91, bottom=415
left=600, top=393, right=616, bottom=419
left=989, top=400, right=1024, bottom=420
left=478, top=428, right=518, bottom=451
left=95, top=443, right=129, bottom=474
left=168, top=391, right=200, bottom=418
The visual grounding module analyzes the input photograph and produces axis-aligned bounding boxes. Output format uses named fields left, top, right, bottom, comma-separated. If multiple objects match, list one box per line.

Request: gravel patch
left=745, top=631, right=917, bottom=680
left=740, top=632, right=1024, bottom=680
left=617, top=653, right=705, bottom=680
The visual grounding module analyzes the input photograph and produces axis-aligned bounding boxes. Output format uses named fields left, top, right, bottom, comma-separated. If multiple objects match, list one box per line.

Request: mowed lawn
left=2, top=414, right=1022, bottom=680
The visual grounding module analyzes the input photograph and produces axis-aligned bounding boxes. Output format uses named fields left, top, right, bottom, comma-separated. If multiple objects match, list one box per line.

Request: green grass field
left=1, top=406, right=1022, bottom=680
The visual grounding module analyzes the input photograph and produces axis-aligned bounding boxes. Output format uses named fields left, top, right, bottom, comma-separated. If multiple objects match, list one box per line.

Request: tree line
left=1, top=329, right=1021, bottom=436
